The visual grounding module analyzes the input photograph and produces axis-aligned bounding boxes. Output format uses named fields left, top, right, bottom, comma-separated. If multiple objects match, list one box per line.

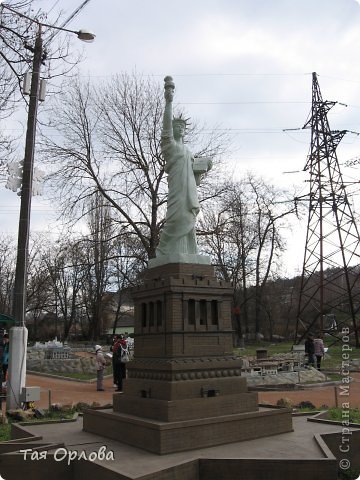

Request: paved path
left=25, top=372, right=360, bottom=410
left=26, top=374, right=115, bottom=409
left=5, top=371, right=355, bottom=480
left=19, top=415, right=350, bottom=479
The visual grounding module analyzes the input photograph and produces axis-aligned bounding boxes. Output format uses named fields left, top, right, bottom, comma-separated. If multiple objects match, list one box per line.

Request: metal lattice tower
left=295, top=72, right=360, bottom=347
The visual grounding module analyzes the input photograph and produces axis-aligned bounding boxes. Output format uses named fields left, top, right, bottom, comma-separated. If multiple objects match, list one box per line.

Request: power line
left=179, top=101, right=310, bottom=105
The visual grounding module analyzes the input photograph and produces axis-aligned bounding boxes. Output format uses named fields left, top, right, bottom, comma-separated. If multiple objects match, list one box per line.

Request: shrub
left=276, top=397, right=292, bottom=408
left=296, top=401, right=316, bottom=410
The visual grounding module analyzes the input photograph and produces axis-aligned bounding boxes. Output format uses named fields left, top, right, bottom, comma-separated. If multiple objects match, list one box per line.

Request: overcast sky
left=2, top=0, right=360, bottom=276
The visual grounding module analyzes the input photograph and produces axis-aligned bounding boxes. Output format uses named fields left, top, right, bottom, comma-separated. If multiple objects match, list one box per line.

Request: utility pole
left=295, top=72, right=360, bottom=348
left=3, top=2, right=95, bottom=409
left=12, top=26, right=42, bottom=327
left=7, top=27, right=43, bottom=410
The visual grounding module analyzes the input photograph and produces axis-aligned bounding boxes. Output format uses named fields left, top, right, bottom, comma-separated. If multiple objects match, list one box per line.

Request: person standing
left=314, top=333, right=325, bottom=370
left=95, top=345, right=106, bottom=391
left=304, top=333, right=315, bottom=367
left=1, top=334, right=9, bottom=388
left=110, top=335, right=119, bottom=387
left=112, top=335, right=128, bottom=392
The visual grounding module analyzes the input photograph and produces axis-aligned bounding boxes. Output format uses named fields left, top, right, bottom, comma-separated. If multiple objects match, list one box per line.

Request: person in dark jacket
left=304, top=333, right=315, bottom=367
left=1, top=334, right=9, bottom=386
left=112, top=335, right=128, bottom=392
left=0, top=333, right=10, bottom=391
left=110, top=335, right=119, bottom=387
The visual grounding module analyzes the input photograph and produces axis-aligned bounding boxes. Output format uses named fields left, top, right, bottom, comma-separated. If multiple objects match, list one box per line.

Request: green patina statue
left=149, top=76, right=212, bottom=267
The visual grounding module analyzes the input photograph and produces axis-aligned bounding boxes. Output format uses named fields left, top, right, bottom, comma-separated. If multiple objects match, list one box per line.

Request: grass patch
left=18, top=409, right=77, bottom=423
left=0, top=423, right=11, bottom=441
left=325, top=372, right=342, bottom=381
left=296, top=407, right=319, bottom=413
left=54, top=372, right=96, bottom=381
left=234, top=340, right=356, bottom=371
left=0, top=406, right=82, bottom=442
left=338, top=467, right=360, bottom=480
left=234, top=342, right=294, bottom=357
left=35, top=365, right=113, bottom=381
left=328, top=407, right=360, bottom=424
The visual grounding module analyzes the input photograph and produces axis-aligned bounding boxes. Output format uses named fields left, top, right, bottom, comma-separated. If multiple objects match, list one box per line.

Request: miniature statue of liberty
left=153, top=76, right=212, bottom=265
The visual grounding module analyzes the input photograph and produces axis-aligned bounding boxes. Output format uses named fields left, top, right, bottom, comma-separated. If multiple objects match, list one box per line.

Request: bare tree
left=41, top=238, right=85, bottom=340
left=0, top=234, right=16, bottom=315
left=40, top=73, right=227, bottom=262
left=79, top=194, right=114, bottom=340
left=0, top=1, right=87, bottom=183
left=0, top=1, right=83, bottom=105
left=26, top=235, right=54, bottom=337
left=0, top=1, right=33, bottom=113
left=108, top=242, right=142, bottom=335
left=29, top=202, right=144, bottom=341
left=199, top=174, right=297, bottom=340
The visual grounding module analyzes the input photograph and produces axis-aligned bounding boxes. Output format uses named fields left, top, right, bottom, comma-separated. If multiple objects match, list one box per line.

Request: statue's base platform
left=112, top=381, right=258, bottom=422
left=84, top=261, right=294, bottom=455
left=83, top=405, right=293, bottom=454
left=148, top=254, right=211, bottom=268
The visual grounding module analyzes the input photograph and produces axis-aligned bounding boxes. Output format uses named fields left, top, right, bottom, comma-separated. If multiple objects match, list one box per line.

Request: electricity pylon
left=294, top=72, right=360, bottom=348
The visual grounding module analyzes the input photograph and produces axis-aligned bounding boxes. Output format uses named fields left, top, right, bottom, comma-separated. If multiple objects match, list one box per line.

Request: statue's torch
left=164, top=75, right=175, bottom=94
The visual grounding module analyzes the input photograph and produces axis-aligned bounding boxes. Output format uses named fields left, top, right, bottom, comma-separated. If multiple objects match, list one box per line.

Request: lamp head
left=77, top=29, right=96, bottom=42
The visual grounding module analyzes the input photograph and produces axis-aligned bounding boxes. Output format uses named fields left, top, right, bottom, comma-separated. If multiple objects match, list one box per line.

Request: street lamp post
left=6, top=26, right=43, bottom=411
left=12, top=25, right=43, bottom=329
left=3, top=6, right=95, bottom=409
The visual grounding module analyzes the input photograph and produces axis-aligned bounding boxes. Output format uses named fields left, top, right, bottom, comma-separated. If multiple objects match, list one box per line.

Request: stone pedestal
left=83, top=263, right=293, bottom=453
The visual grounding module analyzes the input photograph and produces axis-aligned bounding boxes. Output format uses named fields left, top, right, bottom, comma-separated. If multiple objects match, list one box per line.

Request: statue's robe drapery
left=156, top=130, right=200, bottom=256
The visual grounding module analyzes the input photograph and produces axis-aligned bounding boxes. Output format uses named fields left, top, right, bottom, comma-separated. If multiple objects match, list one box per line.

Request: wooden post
left=334, top=385, right=338, bottom=407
